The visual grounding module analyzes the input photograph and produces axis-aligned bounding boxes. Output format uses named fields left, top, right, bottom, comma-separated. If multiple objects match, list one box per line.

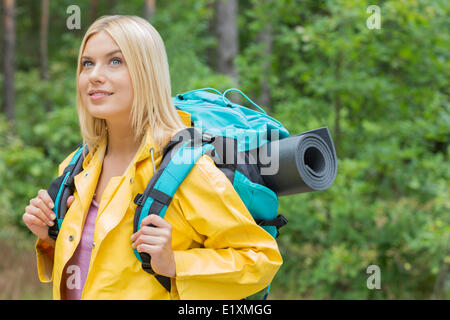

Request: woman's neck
left=105, top=120, right=142, bottom=159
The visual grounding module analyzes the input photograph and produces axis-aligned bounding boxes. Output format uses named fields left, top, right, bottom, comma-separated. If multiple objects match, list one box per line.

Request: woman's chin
left=88, top=109, right=130, bottom=124
left=87, top=105, right=116, bottom=119
left=84, top=99, right=132, bottom=121
left=87, top=110, right=110, bottom=120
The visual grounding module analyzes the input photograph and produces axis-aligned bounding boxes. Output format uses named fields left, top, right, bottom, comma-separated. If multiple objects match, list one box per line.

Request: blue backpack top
left=47, top=88, right=290, bottom=297
left=172, top=88, right=289, bottom=237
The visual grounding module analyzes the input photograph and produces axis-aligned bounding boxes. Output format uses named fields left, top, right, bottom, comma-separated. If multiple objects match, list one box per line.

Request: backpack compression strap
left=48, top=145, right=87, bottom=241
left=133, top=129, right=216, bottom=292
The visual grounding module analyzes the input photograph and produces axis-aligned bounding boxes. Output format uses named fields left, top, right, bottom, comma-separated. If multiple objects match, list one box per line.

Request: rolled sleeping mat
left=260, top=126, right=337, bottom=196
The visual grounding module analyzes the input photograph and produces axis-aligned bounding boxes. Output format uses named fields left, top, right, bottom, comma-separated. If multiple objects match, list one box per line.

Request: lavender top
left=63, top=198, right=99, bottom=300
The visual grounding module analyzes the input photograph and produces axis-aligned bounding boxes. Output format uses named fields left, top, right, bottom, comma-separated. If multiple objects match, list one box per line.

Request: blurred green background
left=0, top=0, right=448, bottom=299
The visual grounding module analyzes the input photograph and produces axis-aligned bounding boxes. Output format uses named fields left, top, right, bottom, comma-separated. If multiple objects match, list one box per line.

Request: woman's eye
left=82, top=60, right=93, bottom=67
left=81, top=58, right=121, bottom=68
left=111, top=57, right=122, bottom=65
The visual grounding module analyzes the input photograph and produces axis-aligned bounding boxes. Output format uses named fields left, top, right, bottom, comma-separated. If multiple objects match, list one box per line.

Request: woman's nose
left=89, top=64, right=107, bottom=84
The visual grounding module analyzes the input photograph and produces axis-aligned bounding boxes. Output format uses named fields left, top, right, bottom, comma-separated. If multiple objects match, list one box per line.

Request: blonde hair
left=76, top=15, right=186, bottom=154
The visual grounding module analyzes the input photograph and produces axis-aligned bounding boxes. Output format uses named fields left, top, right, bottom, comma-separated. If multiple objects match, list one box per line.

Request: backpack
left=47, top=88, right=290, bottom=298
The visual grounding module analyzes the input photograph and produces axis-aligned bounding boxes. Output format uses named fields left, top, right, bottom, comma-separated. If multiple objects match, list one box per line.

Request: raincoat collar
left=81, top=126, right=160, bottom=171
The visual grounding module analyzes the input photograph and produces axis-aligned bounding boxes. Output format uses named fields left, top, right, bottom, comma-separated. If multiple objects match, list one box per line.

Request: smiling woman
left=78, top=32, right=133, bottom=125
left=75, top=16, right=186, bottom=156
left=23, top=15, right=282, bottom=300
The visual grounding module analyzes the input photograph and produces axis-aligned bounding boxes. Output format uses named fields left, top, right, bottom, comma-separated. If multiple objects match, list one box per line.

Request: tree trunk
left=40, top=0, right=51, bottom=111
left=107, top=0, right=116, bottom=14
left=144, top=0, right=155, bottom=21
left=90, top=0, right=99, bottom=24
left=205, top=0, right=216, bottom=70
left=2, top=0, right=15, bottom=124
left=334, top=51, right=343, bottom=156
left=216, top=0, right=239, bottom=85
left=255, top=23, right=273, bottom=113
left=431, top=245, right=450, bottom=299
left=40, top=0, right=49, bottom=82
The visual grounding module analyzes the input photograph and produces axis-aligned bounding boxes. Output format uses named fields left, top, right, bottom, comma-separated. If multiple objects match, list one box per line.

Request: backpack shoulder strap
left=48, top=144, right=88, bottom=240
left=133, top=129, right=216, bottom=292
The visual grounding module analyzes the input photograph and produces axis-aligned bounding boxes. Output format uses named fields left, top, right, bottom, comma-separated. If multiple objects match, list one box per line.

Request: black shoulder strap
left=48, top=145, right=88, bottom=240
left=133, top=127, right=217, bottom=293
left=133, top=130, right=194, bottom=292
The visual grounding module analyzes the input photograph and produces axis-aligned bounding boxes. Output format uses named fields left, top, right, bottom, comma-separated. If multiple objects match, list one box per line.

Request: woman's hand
left=131, top=214, right=176, bottom=278
left=22, top=189, right=75, bottom=247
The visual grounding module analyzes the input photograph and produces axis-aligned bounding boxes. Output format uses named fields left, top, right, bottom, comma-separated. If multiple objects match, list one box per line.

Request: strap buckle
left=277, top=214, right=289, bottom=228
left=134, top=193, right=145, bottom=206
left=63, top=176, right=75, bottom=188
left=255, top=214, right=288, bottom=229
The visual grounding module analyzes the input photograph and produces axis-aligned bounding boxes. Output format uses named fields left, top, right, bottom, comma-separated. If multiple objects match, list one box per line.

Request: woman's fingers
left=131, top=215, right=172, bottom=241
left=131, top=215, right=176, bottom=278
left=140, top=214, right=172, bottom=230
left=130, top=227, right=165, bottom=243
left=26, top=203, right=54, bottom=226
left=131, top=234, right=163, bottom=248
left=131, top=224, right=170, bottom=242
left=23, top=212, right=47, bottom=228
left=31, top=196, right=55, bottom=222
left=38, top=189, right=54, bottom=210
left=38, top=189, right=75, bottom=210
left=131, top=215, right=173, bottom=250
left=24, top=191, right=74, bottom=231
left=135, top=243, right=160, bottom=255
left=67, top=195, right=75, bottom=208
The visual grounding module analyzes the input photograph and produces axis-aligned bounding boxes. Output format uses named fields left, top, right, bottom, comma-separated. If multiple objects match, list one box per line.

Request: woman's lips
left=89, top=92, right=113, bottom=101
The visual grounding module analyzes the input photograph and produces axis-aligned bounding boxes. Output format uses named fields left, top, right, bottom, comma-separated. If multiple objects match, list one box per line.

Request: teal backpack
left=47, top=88, right=290, bottom=298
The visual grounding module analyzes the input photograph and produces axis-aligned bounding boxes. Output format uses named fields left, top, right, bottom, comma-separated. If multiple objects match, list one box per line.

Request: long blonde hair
left=76, top=15, right=186, bottom=154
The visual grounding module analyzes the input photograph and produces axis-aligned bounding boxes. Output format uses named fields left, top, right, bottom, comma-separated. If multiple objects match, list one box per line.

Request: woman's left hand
left=131, top=214, right=176, bottom=278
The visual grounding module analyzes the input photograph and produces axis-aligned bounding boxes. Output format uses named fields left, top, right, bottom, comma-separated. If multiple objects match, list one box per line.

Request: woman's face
left=78, top=31, right=134, bottom=123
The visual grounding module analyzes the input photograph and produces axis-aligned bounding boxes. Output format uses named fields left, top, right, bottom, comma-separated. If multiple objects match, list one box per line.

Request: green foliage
left=152, top=0, right=236, bottom=93
left=1, top=0, right=448, bottom=299
left=0, top=115, right=54, bottom=228
left=237, top=0, right=449, bottom=299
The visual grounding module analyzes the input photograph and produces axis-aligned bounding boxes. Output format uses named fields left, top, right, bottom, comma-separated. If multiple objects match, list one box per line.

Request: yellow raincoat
left=35, top=110, right=282, bottom=299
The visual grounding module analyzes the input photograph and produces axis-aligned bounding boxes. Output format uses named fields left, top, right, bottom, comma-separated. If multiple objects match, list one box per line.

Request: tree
left=144, top=0, right=155, bottom=21
left=90, top=0, right=99, bottom=23
left=254, top=0, right=273, bottom=113
left=107, top=0, right=117, bottom=14
left=2, top=0, right=15, bottom=124
left=215, top=0, right=238, bottom=84
left=40, top=0, right=50, bottom=111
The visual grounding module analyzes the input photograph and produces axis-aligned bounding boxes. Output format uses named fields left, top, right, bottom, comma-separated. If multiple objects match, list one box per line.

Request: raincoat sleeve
left=35, top=149, right=77, bottom=282
left=172, top=155, right=283, bottom=300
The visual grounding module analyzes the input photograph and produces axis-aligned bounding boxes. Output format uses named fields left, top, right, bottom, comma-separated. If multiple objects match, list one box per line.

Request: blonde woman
left=22, top=15, right=282, bottom=300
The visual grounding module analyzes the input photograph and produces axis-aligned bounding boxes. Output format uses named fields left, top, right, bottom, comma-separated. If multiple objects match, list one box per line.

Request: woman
left=22, top=15, right=282, bottom=300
